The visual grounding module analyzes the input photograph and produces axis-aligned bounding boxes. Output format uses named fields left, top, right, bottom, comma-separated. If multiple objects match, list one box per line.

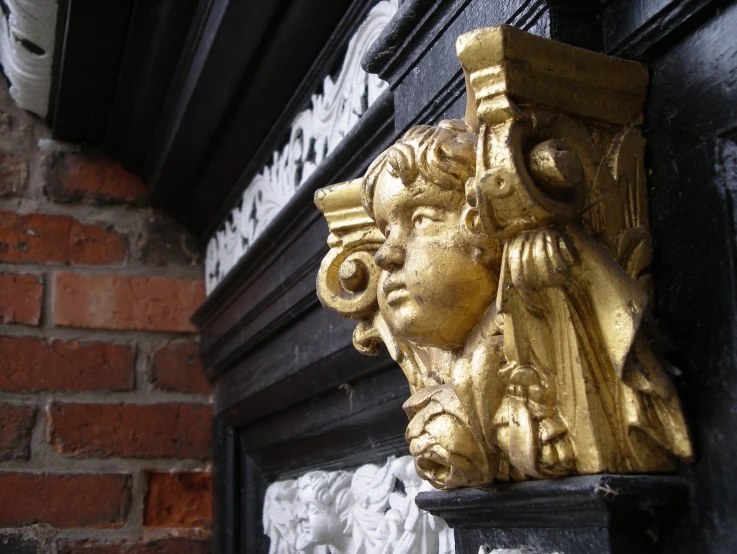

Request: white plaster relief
left=205, top=0, right=398, bottom=294
left=0, top=0, right=56, bottom=117
left=263, top=456, right=455, bottom=554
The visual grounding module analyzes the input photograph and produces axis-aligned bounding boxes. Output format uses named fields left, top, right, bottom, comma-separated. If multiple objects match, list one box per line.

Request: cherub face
left=295, top=489, right=336, bottom=549
left=372, top=169, right=497, bottom=349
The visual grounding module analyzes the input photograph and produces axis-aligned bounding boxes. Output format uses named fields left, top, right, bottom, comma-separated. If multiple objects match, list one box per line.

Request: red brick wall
left=0, top=79, right=212, bottom=553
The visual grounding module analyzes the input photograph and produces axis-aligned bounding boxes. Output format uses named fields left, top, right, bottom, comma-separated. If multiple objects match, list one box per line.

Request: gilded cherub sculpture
left=315, top=25, right=693, bottom=489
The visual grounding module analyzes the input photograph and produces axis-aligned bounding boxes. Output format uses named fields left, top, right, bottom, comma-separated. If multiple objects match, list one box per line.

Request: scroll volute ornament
left=316, top=25, right=693, bottom=489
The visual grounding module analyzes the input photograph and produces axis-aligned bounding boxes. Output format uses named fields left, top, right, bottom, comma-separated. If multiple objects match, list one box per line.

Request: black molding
left=603, top=0, right=723, bottom=60
left=241, top=365, right=409, bottom=480
left=417, top=476, right=689, bottom=554
left=240, top=443, right=269, bottom=554
left=213, top=416, right=238, bottom=554
left=416, top=475, right=688, bottom=529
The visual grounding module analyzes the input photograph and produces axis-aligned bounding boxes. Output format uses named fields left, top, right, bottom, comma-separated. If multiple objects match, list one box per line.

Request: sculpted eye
left=412, top=207, right=442, bottom=229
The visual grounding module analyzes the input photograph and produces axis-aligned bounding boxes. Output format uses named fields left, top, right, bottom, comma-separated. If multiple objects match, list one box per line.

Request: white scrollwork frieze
left=263, top=456, right=455, bottom=554
left=205, top=0, right=398, bottom=294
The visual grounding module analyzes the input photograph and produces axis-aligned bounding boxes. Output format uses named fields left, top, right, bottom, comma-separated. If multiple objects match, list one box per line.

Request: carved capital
left=315, top=26, right=692, bottom=489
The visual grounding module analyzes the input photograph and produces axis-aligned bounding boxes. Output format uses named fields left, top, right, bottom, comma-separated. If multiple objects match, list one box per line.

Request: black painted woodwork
left=417, top=475, right=688, bottom=553
left=103, top=0, right=199, bottom=174
left=186, top=0, right=737, bottom=552
left=48, top=0, right=136, bottom=144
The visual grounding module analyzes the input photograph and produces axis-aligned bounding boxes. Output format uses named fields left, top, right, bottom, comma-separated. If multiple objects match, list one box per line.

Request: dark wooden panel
left=189, top=0, right=372, bottom=237
left=242, top=365, right=409, bottom=479
left=144, top=0, right=286, bottom=207
left=104, top=0, right=200, bottom=173
left=214, top=305, right=393, bottom=424
left=48, top=0, right=136, bottom=143
left=642, top=4, right=737, bottom=551
left=603, top=0, right=721, bottom=59
left=547, top=0, right=603, bottom=51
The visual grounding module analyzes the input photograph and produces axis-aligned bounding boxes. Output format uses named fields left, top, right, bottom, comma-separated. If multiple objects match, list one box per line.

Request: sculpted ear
left=461, top=205, right=496, bottom=267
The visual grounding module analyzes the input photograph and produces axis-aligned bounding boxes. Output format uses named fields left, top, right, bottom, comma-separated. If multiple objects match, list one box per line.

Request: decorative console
left=314, top=24, right=693, bottom=554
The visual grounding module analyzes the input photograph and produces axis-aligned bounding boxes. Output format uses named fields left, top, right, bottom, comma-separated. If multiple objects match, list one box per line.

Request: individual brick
left=53, top=273, right=204, bottom=333
left=0, top=272, right=42, bottom=325
left=44, top=151, right=147, bottom=205
left=0, top=152, right=28, bottom=198
left=47, top=403, right=212, bottom=459
left=0, top=403, right=36, bottom=460
left=0, top=337, right=134, bottom=392
left=0, top=473, right=131, bottom=528
left=57, top=538, right=211, bottom=554
left=144, top=471, right=212, bottom=528
left=0, top=211, right=127, bottom=265
left=150, top=341, right=209, bottom=394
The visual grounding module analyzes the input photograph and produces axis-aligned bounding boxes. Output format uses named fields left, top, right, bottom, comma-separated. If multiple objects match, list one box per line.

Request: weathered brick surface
left=57, top=538, right=211, bottom=554
left=0, top=473, right=131, bottom=528
left=0, top=75, right=210, bottom=547
left=0, top=211, right=127, bottom=265
left=0, top=152, right=28, bottom=198
left=144, top=472, right=212, bottom=528
left=0, top=533, right=38, bottom=553
left=0, top=337, right=134, bottom=392
left=150, top=341, right=209, bottom=394
left=53, top=273, right=204, bottom=333
left=0, top=272, right=42, bottom=325
left=47, top=403, right=212, bottom=459
left=0, top=403, right=36, bottom=460
left=44, top=151, right=147, bottom=205
left=138, top=216, right=201, bottom=267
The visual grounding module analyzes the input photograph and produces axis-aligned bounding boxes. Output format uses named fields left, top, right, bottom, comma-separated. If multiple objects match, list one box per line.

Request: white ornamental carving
left=0, top=0, right=57, bottom=117
left=205, top=0, right=398, bottom=294
left=263, top=456, right=455, bottom=554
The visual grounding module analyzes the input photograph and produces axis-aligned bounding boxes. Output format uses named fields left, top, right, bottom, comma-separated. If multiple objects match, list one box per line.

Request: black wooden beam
left=103, top=0, right=199, bottom=174
left=143, top=0, right=287, bottom=209
left=48, top=0, right=136, bottom=144
left=185, top=0, right=365, bottom=236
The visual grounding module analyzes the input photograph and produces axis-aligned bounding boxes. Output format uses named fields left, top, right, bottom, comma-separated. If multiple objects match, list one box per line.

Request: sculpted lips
left=383, top=278, right=409, bottom=305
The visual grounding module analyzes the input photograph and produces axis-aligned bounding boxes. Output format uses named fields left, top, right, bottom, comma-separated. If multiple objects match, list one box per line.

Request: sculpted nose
left=375, top=244, right=405, bottom=271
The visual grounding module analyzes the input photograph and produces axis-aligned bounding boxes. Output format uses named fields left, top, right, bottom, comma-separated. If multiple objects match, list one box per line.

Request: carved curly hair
left=360, top=119, right=477, bottom=219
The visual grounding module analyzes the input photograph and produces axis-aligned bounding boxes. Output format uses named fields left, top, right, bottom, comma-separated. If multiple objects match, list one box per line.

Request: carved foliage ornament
left=315, top=26, right=693, bottom=489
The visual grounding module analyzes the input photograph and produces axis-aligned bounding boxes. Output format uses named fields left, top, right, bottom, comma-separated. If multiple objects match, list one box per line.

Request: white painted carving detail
left=0, top=0, right=57, bottom=117
left=204, top=0, right=398, bottom=294
left=263, top=456, right=455, bottom=554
